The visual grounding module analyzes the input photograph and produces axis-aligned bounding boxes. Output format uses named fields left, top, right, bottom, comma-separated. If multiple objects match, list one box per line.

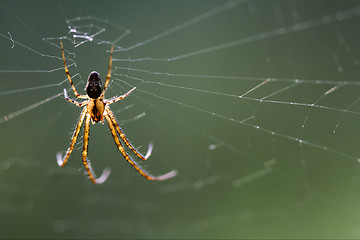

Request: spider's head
left=86, top=71, right=102, bottom=99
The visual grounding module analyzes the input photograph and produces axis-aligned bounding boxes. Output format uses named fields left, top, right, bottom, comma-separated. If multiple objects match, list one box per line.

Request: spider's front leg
left=104, top=111, right=177, bottom=181
left=56, top=107, right=87, bottom=166
left=105, top=106, right=153, bottom=160
left=81, top=113, right=111, bottom=184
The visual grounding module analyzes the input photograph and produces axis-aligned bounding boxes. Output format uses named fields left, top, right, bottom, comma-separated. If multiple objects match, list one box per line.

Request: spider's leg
left=82, top=113, right=111, bottom=184
left=106, top=106, right=152, bottom=160
left=57, top=107, right=87, bottom=167
left=100, top=45, right=114, bottom=98
left=64, top=89, right=88, bottom=107
left=105, top=87, right=136, bottom=105
left=104, top=112, right=177, bottom=181
left=60, top=41, right=87, bottom=99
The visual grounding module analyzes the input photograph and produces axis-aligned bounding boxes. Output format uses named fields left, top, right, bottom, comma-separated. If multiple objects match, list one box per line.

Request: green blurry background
left=1, top=0, right=360, bottom=238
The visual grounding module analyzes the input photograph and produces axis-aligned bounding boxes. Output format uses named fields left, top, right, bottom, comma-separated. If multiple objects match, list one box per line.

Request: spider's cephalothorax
left=86, top=71, right=102, bottom=99
left=57, top=41, right=177, bottom=184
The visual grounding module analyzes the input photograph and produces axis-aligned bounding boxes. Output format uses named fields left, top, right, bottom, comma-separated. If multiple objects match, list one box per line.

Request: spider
left=56, top=41, right=177, bottom=184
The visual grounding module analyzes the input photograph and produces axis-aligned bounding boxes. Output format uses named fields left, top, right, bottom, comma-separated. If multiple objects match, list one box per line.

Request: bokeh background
left=1, top=0, right=360, bottom=238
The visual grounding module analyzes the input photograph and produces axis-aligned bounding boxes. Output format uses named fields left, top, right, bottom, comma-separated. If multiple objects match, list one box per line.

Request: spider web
left=1, top=0, right=360, bottom=238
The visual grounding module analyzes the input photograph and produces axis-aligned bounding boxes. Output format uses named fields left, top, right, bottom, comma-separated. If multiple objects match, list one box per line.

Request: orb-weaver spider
left=56, top=41, right=177, bottom=184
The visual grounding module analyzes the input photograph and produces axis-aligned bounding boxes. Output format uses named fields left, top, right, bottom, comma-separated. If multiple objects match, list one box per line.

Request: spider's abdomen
left=86, top=71, right=102, bottom=99
left=88, top=99, right=105, bottom=123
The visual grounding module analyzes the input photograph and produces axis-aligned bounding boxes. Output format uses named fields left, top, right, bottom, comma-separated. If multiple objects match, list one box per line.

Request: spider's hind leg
left=60, top=41, right=88, bottom=99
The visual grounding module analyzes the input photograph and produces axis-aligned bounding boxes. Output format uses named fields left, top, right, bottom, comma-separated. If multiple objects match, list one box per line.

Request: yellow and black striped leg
left=63, top=89, right=88, bottom=107
left=57, top=107, right=87, bottom=167
left=106, top=106, right=151, bottom=160
left=105, top=87, right=136, bottom=105
left=104, top=112, right=177, bottom=181
left=101, top=45, right=114, bottom=98
left=82, top=113, right=111, bottom=184
left=60, top=41, right=88, bottom=99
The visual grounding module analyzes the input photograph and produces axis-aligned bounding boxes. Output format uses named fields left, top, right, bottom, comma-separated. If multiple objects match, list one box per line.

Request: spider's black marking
left=91, top=101, right=102, bottom=122
left=93, top=104, right=99, bottom=115
left=86, top=71, right=102, bottom=99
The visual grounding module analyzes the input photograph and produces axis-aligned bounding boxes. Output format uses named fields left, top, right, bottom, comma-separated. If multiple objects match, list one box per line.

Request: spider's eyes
left=86, top=71, right=102, bottom=99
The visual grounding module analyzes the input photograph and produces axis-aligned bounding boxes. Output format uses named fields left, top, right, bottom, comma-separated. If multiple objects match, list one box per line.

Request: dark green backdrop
left=1, top=0, right=360, bottom=238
